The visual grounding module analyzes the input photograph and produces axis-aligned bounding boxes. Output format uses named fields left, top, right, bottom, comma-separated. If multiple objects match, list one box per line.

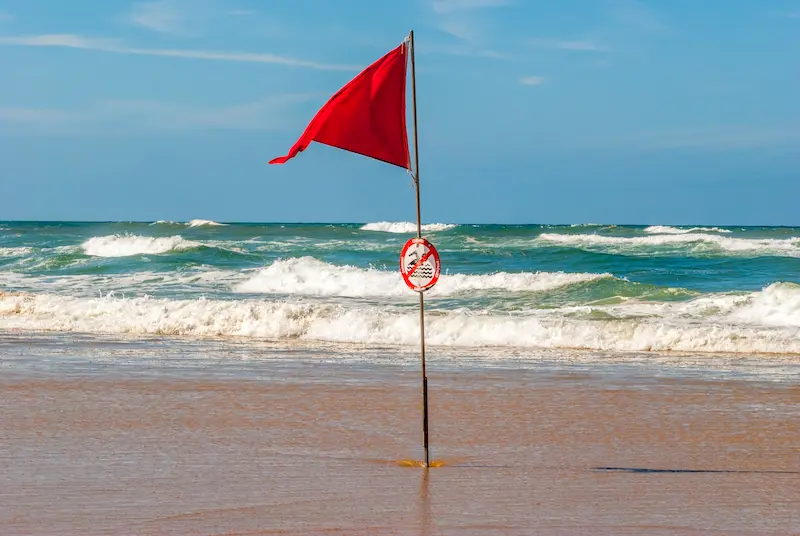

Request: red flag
left=269, top=42, right=410, bottom=169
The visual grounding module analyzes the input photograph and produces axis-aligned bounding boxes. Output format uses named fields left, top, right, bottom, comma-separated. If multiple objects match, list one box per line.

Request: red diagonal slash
left=407, top=248, right=433, bottom=278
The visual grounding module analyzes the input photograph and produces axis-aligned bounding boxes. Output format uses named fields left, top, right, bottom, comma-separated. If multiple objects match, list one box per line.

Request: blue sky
left=0, top=0, right=798, bottom=224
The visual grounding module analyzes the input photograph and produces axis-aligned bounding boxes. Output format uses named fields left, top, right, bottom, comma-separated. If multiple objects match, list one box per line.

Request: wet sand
left=1, top=363, right=798, bottom=535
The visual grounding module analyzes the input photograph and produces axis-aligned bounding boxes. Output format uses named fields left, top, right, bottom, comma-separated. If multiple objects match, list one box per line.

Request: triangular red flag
left=269, top=42, right=410, bottom=169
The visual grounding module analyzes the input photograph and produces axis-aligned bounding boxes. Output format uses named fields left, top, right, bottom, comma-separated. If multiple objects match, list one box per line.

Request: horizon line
left=0, top=220, right=795, bottom=228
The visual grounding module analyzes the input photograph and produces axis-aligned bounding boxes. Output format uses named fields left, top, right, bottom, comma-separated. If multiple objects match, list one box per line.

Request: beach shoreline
left=2, top=337, right=798, bottom=535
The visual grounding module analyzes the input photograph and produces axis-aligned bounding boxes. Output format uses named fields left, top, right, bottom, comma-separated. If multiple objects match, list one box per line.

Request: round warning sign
left=400, top=237, right=441, bottom=292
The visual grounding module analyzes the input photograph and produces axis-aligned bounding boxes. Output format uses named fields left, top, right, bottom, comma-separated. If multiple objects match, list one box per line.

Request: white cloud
left=125, top=0, right=231, bottom=37
left=0, top=34, right=357, bottom=70
left=421, top=43, right=507, bottom=59
left=528, top=38, right=610, bottom=52
left=122, top=47, right=351, bottom=69
left=438, top=17, right=482, bottom=42
left=0, top=107, right=67, bottom=125
left=428, top=0, right=509, bottom=56
left=431, top=0, right=510, bottom=15
left=0, top=94, right=319, bottom=133
left=611, top=0, right=668, bottom=32
left=0, top=34, right=118, bottom=50
left=128, top=1, right=187, bottom=35
left=557, top=41, right=606, bottom=51
left=520, top=76, right=544, bottom=86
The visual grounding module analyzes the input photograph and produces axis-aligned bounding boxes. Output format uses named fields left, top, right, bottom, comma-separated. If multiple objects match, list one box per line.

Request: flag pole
left=408, top=29, right=430, bottom=468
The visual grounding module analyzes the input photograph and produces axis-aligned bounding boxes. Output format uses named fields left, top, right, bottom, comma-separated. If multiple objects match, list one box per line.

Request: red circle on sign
left=400, top=237, right=441, bottom=292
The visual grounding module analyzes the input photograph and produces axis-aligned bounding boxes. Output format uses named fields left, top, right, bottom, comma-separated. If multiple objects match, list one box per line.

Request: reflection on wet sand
left=420, top=469, right=431, bottom=536
left=1, top=367, right=798, bottom=535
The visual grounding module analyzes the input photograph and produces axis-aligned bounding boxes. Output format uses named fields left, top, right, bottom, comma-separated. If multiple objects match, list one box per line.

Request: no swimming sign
left=400, top=237, right=441, bottom=292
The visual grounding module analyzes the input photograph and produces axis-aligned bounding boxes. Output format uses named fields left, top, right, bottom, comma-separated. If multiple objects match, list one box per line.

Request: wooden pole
left=409, top=29, right=430, bottom=468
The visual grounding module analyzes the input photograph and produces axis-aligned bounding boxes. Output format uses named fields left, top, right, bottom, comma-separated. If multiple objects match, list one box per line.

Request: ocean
left=3, top=220, right=799, bottom=535
left=2, top=219, right=800, bottom=374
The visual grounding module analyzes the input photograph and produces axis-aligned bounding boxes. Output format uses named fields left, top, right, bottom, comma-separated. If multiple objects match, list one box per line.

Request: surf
left=2, top=282, right=800, bottom=354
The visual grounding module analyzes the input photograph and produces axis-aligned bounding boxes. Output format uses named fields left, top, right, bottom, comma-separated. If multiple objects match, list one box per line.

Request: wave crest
left=82, top=235, right=201, bottom=257
left=644, top=225, right=731, bottom=234
left=360, top=221, right=456, bottom=233
left=234, top=257, right=610, bottom=297
left=187, top=219, right=226, bottom=227
left=149, top=219, right=226, bottom=227
left=538, top=232, right=800, bottom=257
left=3, top=282, right=800, bottom=354
left=0, top=247, right=34, bottom=258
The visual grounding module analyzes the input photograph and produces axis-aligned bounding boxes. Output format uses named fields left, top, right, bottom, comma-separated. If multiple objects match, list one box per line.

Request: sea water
left=2, top=220, right=800, bottom=378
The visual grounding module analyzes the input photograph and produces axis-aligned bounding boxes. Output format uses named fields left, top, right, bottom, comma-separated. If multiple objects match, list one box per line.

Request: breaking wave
left=360, top=221, right=457, bottom=233
left=0, top=247, right=34, bottom=258
left=0, top=269, right=243, bottom=297
left=234, top=257, right=611, bottom=298
left=150, top=219, right=226, bottom=227
left=2, top=283, right=800, bottom=354
left=538, top=233, right=800, bottom=257
left=644, top=225, right=732, bottom=234
left=187, top=219, right=226, bottom=227
left=82, top=235, right=202, bottom=257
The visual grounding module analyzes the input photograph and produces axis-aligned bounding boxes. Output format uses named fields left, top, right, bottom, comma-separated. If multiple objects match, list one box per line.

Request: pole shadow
left=593, top=466, right=799, bottom=475
left=419, top=468, right=432, bottom=536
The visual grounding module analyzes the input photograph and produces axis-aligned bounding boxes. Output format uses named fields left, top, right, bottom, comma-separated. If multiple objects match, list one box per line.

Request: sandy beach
left=2, top=338, right=798, bottom=536
left=4, top=0, right=800, bottom=532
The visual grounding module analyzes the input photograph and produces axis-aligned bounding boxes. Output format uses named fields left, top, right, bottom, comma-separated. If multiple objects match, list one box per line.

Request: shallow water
left=1, top=335, right=798, bottom=535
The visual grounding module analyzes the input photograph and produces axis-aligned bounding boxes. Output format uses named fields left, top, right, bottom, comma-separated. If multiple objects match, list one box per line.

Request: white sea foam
left=567, top=282, right=800, bottom=325
left=150, top=219, right=226, bottom=227
left=233, top=257, right=610, bottom=297
left=0, top=257, right=608, bottom=299
left=0, top=269, right=243, bottom=296
left=360, top=221, right=457, bottom=233
left=0, top=247, right=33, bottom=258
left=254, top=239, right=393, bottom=253
left=724, top=282, right=800, bottom=328
left=538, top=232, right=800, bottom=257
left=644, top=225, right=732, bottom=234
left=82, top=235, right=202, bottom=257
left=187, top=219, right=226, bottom=227
left=2, top=283, right=800, bottom=354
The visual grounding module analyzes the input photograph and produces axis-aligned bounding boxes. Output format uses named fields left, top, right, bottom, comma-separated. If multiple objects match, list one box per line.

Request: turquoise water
left=2, top=220, right=800, bottom=355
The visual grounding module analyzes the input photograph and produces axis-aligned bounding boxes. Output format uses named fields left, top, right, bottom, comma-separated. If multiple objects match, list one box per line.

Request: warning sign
left=400, top=237, right=441, bottom=292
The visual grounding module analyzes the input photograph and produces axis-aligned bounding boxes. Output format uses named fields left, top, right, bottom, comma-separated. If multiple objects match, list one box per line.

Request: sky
left=0, top=0, right=798, bottom=225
